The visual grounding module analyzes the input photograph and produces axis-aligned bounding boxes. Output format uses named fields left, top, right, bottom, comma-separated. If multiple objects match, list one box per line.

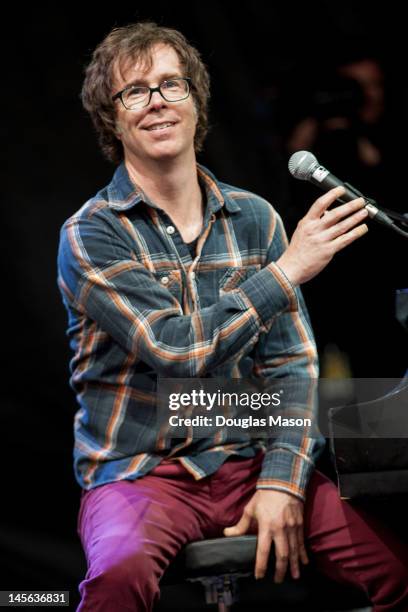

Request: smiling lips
left=145, top=121, right=176, bottom=131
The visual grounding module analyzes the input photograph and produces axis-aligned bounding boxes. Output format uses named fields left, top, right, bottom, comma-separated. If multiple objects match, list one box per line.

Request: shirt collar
left=106, top=161, right=241, bottom=214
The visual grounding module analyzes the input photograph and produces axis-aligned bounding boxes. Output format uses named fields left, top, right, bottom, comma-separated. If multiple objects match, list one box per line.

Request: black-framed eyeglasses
left=112, top=77, right=192, bottom=110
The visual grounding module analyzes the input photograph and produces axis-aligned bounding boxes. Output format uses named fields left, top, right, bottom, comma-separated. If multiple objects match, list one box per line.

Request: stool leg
left=217, top=576, right=234, bottom=612
left=194, top=575, right=237, bottom=610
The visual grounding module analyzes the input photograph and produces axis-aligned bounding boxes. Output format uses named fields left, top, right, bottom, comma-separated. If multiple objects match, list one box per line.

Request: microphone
left=288, top=150, right=394, bottom=227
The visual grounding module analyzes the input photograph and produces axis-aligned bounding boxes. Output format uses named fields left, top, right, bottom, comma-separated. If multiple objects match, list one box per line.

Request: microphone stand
left=343, top=182, right=408, bottom=239
left=374, top=207, right=408, bottom=227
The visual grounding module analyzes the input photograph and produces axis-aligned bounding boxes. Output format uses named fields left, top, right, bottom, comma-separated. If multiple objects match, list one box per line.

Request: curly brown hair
left=81, top=22, right=211, bottom=164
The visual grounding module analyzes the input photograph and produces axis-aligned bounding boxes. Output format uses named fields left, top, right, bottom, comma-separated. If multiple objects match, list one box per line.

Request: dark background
left=2, top=2, right=407, bottom=610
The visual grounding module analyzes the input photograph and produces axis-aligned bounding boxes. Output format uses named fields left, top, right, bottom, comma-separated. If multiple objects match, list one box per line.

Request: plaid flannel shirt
left=57, top=162, right=323, bottom=499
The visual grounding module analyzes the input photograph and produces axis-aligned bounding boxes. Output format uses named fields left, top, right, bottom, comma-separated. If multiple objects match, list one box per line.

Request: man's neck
left=124, top=152, right=203, bottom=240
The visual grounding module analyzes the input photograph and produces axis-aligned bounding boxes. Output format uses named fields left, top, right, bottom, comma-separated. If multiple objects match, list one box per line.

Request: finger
left=297, top=526, right=309, bottom=566
left=320, top=197, right=366, bottom=228
left=287, top=526, right=300, bottom=579
left=273, top=531, right=289, bottom=584
left=307, top=186, right=346, bottom=220
left=332, top=223, right=369, bottom=253
left=255, top=526, right=273, bottom=579
left=224, top=512, right=251, bottom=537
left=325, top=207, right=369, bottom=240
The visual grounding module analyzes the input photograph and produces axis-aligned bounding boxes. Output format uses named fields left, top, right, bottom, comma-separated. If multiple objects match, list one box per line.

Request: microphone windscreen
left=288, top=151, right=318, bottom=180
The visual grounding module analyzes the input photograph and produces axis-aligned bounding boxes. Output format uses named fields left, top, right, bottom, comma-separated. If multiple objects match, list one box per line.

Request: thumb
left=224, top=512, right=251, bottom=537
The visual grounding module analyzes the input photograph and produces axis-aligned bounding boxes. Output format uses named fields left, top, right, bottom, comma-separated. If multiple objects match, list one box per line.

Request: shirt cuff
left=256, top=447, right=315, bottom=502
left=239, top=262, right=298, bottom=331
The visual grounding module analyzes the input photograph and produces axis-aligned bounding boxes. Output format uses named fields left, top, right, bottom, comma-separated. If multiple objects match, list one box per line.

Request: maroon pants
left=77, top=454, right=408, bottom=611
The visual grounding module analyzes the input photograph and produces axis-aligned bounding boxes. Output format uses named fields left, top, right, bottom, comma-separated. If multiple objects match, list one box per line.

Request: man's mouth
left=145, top=122, right=176, bottom=131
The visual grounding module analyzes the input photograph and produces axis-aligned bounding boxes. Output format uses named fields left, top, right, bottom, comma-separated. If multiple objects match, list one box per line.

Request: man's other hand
left=223, top=489, right=308, bottom=582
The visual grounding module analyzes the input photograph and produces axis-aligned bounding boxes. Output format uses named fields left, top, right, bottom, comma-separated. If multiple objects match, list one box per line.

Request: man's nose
left=148, top=90, right=167, bottom=110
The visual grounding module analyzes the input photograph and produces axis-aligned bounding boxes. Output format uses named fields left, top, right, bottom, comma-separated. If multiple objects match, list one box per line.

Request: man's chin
left=147, top=144, right=185, bottom=162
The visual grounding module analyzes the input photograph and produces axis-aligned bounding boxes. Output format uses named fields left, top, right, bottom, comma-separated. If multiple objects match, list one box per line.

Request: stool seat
left=160, top=535, right=309, bottom=610
left=181, top=535, right=258, bottom=577
left=158, top=535, right=372, bottom=611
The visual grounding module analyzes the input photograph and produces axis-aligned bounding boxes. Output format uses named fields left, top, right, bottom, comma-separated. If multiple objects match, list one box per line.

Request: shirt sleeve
left=252, top=213, right=325, bottom=501
left=58, top=207, right=300, bottom=378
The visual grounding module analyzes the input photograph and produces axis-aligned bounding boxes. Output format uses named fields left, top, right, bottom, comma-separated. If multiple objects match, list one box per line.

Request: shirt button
left=166, top=226, right=175, bottom=235
left=161, top=276, right=169, bottom=285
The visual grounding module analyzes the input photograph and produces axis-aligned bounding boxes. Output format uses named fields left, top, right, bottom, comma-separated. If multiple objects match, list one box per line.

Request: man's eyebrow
left=124, top=73, right=183, bottom=88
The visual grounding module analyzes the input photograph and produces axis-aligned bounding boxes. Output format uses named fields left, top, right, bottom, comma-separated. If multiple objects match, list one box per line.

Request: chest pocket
left=153, top=269, right=184, bottom=304
left=219, top=265, right=261, bottom=297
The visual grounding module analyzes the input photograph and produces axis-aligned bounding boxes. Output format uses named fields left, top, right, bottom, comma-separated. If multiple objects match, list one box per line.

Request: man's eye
left=163, top=80, right=180, bottom=89
left=128, top=87, right=147, bottom=97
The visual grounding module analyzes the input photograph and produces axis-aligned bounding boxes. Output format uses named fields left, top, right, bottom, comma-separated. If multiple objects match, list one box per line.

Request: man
left=58, top=21, right=408, bottom=611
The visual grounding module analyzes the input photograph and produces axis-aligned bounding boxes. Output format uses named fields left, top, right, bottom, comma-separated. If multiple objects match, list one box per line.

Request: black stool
left=157, top=535, right=372, bottom=611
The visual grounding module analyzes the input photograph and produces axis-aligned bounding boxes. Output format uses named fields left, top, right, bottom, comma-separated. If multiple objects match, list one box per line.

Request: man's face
left=112, top=44, right=198, bottom=165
